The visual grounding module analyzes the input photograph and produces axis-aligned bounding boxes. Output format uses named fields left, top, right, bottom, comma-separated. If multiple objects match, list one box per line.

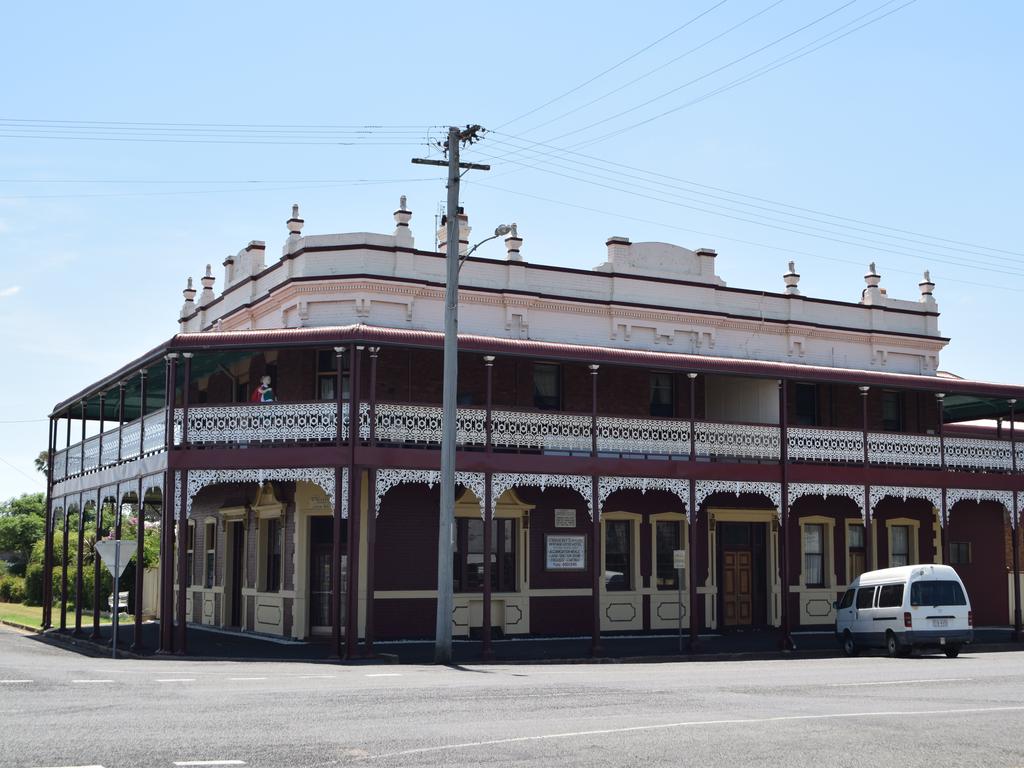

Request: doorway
left=225, top=521, right=244, bottom=628
left=309, top=516, right=344, bottom=635
left=718, top=521, right=768, bottom=627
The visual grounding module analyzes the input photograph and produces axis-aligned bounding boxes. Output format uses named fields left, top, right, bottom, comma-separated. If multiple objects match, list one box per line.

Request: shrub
left=23, top=564, right=44, bottom=606
left=0, top=574, right=26, bottom=603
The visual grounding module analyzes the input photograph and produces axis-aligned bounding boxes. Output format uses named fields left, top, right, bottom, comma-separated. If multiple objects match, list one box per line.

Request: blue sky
left=1, top=1, right=1021, bottom=499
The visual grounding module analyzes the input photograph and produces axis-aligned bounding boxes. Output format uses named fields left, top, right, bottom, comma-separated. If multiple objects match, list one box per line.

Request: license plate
left=932, top=618, right=949, bottom=628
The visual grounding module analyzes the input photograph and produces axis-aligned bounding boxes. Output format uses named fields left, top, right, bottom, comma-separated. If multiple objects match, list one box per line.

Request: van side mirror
left=832, top=600, right=839, bottom=610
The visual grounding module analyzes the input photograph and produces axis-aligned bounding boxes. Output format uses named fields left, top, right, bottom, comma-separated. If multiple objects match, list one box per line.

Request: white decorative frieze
left=788, top=483, right=865, bottom=521
left=694, top=422, right=780, bottom=461
left=598, top=476, right=690, bottom=520
left=942, top=489, right=1015, bottom=528
left=695, top=480, right=782, bottom=520
left=182, top=467, right=339, bottom=519
left=491, top=473, right=593, bottom=519
left=868, top=486, right=943, bottom=515
left=867, top=433, right=941, bottom=467
left=787, top=428, right=863, bottom=463
left=374, top=468, right=485, bottom=517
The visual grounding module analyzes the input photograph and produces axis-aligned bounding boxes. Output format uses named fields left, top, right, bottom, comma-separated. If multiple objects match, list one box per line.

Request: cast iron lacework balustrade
left=490, top=409, right=592, bottom=452
left=82, top=436, right=100, bottom=472
left=142, top=410, right=167, bottom=453
left=373, top=403, right=487, bottom=446
left=867, top=432, right=941, bottom=467
left=693, top=421, right=780, bottom=461
left=52, top=450, right=67, bottom=481
left=787, top=428, right=863, bottom=463
left=65, top=448, right=82, bottom=477
left=943, top=437, right=1013, bottom=472
left=120, top=419, right=141, bottom=460
left=596, top=416, right=689, bottom=455
left=176, top=402, right=337, bottom=444
left=100, top=431, right=119, bottom=465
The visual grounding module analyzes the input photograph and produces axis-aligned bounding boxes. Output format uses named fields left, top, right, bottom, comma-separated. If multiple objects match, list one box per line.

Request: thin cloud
left=0, top=286, right=22, bottom=298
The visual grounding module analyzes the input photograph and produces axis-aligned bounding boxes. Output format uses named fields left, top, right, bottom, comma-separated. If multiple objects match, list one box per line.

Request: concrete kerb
left=1, top=619, right=42, bottom=634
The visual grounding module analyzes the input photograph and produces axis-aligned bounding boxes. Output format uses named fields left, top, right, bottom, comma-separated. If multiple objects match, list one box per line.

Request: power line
left=496, top=0, right=732, bottom=130
left=515, top=1, right=860, bottom=148
left=468, top=145, right=1024, bottom=279
left=0, top=454, right=44, bottom=486
left=468, top=179, right=1024, bottom=294
left=0, top=133, right=424, bottom=146
left=483, top=133, right=1024, bottom=269
left=516, top=0, right=788, bottom=137
left=484, top=130, right=1024, bottom=261
left=0, top=117, right=432, bottom=130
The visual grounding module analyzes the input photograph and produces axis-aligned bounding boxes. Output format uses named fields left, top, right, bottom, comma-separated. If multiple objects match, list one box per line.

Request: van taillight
left=968, top=611, right=973, bottom=627
left=904, top=612, right=912, bottom=628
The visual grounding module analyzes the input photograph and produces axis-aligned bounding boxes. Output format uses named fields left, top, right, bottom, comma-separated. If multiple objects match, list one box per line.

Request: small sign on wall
left=545, top=534, right=587, bottom=571
left=554, top=508, right=577, bottom=529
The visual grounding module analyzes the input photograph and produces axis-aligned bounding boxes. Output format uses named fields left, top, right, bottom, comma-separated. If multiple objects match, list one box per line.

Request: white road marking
left=173, top=761, right=247, bottom=766
left=0, top=679, right=33, bottom=683
left=157, top=678, right=196, bottom=683
left=365, top=673, right=402, bottom=677
left=828, top=678, right=973, bottom=687
left=33, top=764, right=105, bottom=768
left=72, top=679, right=114, bottom=684
left=297, top=674, right=336, bottom=679
left=370, top=705, right=1024, bottom=760
left=228, top=677, right=266, bottom=681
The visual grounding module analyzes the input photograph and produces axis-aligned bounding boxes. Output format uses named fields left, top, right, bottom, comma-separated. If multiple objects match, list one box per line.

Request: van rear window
left=910, top=580, right=966, bottom=607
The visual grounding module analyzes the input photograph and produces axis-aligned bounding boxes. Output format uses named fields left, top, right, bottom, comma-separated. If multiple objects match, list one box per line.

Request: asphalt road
left=2, top=626, right=1023, bottom=768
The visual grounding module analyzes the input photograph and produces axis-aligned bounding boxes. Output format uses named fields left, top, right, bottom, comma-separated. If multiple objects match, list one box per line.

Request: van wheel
left=842, top=631, right=858, bottom=657
left=886, top=631, right=902, bottom=658
left=944, top=646, right=960, bottom=658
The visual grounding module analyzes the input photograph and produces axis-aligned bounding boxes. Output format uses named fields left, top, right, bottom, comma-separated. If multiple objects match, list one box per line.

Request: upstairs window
left=794, top=383, right=818, bottom=426
left=316, top=350, right=350, bottom=402
left=533, top=363, right=561, bottom=410
left=882, top=390, right=903, bottom=431
left=649, top=373, right=674, bottom=418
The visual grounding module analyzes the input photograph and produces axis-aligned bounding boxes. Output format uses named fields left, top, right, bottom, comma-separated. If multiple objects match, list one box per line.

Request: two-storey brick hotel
left=42, top=198, right=1023, bottom=657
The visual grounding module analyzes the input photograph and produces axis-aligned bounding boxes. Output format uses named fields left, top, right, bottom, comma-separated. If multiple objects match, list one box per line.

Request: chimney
left=606, top=236, right=631, bottom=263
left=783, top=261, right=800, bottom=295
left=198, top=264, right=216, bottom=306
left=505, top=223, right=523, bottom=261
left=437, top=207, right=471, bottom=256
left=180, top=277, right=196, bottom=320
left=918, top=270, right=936, bottom=306
left=862, top=262, right=883, bottom=305
left=393, top=195, right=414, bottom=247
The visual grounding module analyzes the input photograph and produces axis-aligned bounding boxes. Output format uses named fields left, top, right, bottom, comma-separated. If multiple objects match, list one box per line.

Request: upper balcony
left=50, top=399, right=1024, bottom=483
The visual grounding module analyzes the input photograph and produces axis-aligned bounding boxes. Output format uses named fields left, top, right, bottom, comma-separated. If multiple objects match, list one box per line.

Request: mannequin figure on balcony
left=251, top=375, right=276, bottom=403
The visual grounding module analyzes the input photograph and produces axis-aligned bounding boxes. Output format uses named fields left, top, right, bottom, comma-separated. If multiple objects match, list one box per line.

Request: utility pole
left=412, top=125, right=489, bottom=664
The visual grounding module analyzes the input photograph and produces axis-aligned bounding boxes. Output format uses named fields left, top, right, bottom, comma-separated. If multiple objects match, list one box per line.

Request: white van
left=834, top=564, right=973, bottom=658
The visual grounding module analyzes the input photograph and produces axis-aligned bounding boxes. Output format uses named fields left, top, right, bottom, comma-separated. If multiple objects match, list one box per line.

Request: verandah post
left=481, top=355, right=495, bottom=661
left=589, top=363, right=602, bottom=657
left=1010, top=399, right=1021, bottom=642
left=133, top=475, right=146, bottom=652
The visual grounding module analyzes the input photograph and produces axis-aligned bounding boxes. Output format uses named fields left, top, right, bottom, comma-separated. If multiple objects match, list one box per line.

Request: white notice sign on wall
left=554, top=509, right=577, bottom=528
left=545, top=534, right=587, bottom=571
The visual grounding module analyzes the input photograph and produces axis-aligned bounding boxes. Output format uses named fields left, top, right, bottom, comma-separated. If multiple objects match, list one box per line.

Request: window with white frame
left=803, top=523, right=825, bottom=587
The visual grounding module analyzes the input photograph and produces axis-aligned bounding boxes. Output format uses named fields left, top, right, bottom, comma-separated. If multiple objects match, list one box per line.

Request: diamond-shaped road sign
left=94, top=540, right=137, bottom=579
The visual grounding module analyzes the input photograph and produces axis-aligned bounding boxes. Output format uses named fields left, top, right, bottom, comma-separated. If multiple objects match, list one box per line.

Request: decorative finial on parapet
left=783, top=261, right=800, bottom=295
left=198, top=264, right=216, bottom=306
left=505, top=222, right=523, bottom=262
left=918, top=270, right=936, bottom=303
left=862, top=262, right=883, bottom=305
left=180, top=276, right=196, bottom=319
left=287, top=203, right=304, bottom=238
left=394, top=194, right=414, bottom=246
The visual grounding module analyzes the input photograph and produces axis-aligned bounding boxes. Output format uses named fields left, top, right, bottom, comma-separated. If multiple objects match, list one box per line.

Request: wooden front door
left=722, top=550, right=753, bottom=626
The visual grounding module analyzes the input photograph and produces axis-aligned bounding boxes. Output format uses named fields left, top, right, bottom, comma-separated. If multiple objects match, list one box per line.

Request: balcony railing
left=50, top=400, right=1024, bottom=481
left=52, top=407, right=169, bottom=482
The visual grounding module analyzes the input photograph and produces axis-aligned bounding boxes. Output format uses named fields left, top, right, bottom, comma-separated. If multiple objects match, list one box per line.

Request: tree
left=35, top=450, right=49, bottom=480
left=0, top=515, right=44, bottom=574
left=0, top=493, right=45, bottom=520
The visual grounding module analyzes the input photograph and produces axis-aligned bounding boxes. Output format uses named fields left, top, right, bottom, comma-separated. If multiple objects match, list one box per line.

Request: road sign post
left=95, top=539, right=137, bottom=659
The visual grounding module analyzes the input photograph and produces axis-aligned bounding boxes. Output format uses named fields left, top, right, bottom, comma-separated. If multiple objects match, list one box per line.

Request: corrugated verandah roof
left=51, top=323, right=1024, bottom=415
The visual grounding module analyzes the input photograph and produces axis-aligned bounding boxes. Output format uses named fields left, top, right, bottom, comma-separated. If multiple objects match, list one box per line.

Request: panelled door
left=722, top=550, right=753, bottom=626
